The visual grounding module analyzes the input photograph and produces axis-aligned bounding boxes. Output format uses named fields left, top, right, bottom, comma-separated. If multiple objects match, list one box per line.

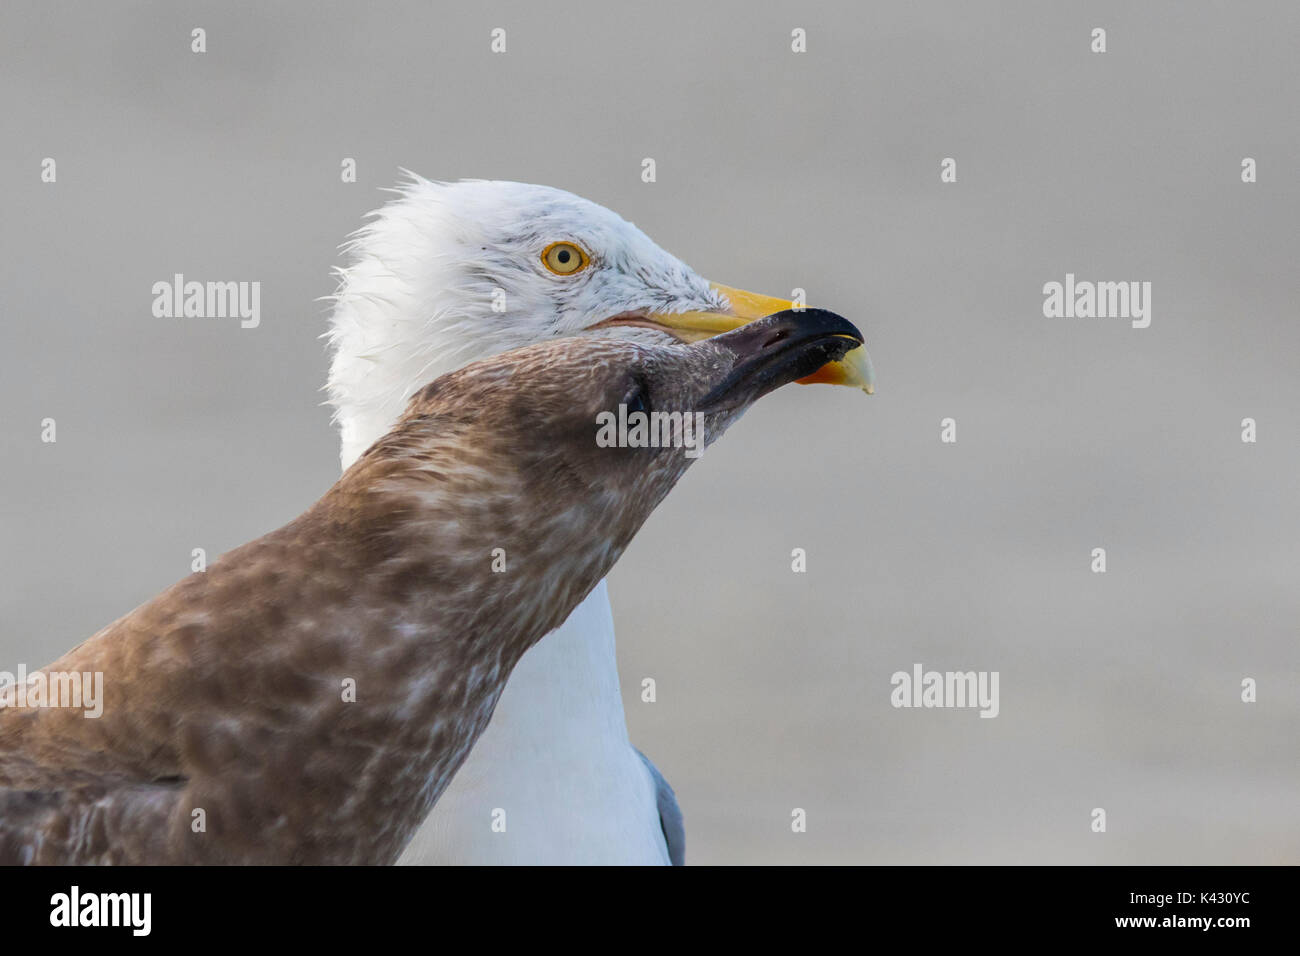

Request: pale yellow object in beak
left=640, top=282, right=875, bottom=394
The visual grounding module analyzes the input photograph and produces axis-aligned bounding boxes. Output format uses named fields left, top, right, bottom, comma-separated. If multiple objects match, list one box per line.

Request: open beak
left=643, top=283, right=874, bottom=394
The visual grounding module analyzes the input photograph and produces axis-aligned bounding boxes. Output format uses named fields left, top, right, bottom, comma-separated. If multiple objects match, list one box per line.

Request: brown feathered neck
left=0, top=368, right=664, bottom=864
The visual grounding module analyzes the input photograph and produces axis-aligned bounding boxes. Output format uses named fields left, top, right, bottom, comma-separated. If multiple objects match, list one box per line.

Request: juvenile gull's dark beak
left=596, top=283, right=874, bottom=393
left=699, top=309, right=866, bottom=412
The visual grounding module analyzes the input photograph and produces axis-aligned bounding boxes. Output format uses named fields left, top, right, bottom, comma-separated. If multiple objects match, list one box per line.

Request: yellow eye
left=542, top=241, right=589, bottom=276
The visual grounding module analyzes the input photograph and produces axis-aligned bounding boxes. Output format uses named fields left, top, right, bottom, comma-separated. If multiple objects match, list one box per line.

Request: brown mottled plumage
left=0, top=309, right=862, bottom=864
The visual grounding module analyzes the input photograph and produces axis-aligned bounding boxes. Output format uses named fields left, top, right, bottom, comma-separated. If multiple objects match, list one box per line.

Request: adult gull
left=325, top=176, right=873, bottom=864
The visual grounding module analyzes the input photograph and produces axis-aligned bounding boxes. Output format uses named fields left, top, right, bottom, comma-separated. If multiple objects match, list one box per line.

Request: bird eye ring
left=541, top=241, right=589, bottom=276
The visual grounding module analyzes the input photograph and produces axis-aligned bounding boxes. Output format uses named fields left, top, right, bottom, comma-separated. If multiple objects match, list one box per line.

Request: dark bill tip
left=698, top=309, right=865, bottom=410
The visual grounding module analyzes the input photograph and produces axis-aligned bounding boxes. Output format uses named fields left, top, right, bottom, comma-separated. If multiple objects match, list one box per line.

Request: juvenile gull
left=0, top=310, right=864, bottom=865
left=326, top=176, right=873, bottom=865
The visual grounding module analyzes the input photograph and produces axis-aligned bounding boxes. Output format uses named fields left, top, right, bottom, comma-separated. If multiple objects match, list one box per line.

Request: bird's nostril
left=762, top=329, right=790, bottom=349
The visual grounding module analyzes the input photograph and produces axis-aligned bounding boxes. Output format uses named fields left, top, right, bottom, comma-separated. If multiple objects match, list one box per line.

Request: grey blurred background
left=1, top=1, right=1296, bottom=863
